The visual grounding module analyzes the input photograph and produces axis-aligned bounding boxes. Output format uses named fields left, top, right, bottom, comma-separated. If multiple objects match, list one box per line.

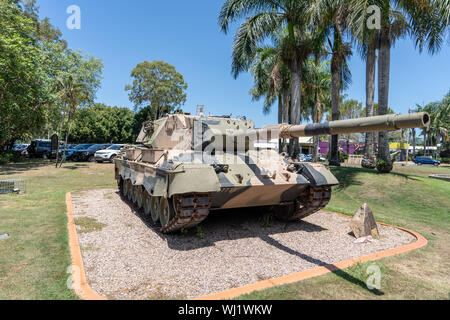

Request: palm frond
left=231, top=11, right=281, bottom=78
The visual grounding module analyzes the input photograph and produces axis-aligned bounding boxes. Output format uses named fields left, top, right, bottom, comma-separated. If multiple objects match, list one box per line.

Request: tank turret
left=114, top=112, right=429, bottom=233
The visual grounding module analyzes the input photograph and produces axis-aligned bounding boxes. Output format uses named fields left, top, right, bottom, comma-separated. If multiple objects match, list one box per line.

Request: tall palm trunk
left=282, top=86, right=290, bottom=153
left=377, top=24, right=393, bottom=172
left=436, top=131, right=441, bottom=156
left=312, top=97, right=320, bottom=162
left=278, top=94, right=283, bottom=152
left=362, top=39, right=377, bottom=169
left=423, top=130, right=427, bottom=156
left=289, top=58, right=302, bottom=159
left=329, top=27, right=342, bottom=166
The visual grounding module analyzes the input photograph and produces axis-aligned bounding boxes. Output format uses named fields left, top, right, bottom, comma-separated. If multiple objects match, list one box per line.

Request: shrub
left=0, top=152, right=23, bottom=165
left=376, top=159, right=393, bottom=173
left=339, top=152, right=349, bottom=163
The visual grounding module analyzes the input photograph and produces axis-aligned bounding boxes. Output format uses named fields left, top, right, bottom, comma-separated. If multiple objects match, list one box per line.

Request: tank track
left=160, top=193, right=212, bottom=233
left=274, top=186, right=332, bottom=221
left=119, top=178, right=211, bottom=234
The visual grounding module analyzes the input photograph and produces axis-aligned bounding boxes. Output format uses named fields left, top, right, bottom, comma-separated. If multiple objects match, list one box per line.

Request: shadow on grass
left=0, top=160, right=90, bottom=176
left=259, top=234, right=384, bottom=296
left=61, top=164, right=88, bottom=170
left=331, top=166, right=420, bottom=191
left=0, top=159, right=51, bottom=176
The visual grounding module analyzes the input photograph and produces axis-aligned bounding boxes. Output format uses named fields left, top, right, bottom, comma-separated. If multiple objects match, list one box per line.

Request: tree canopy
left=125, top=60, right=187, bottom=120
left=68, top=104, right=135, bottom=144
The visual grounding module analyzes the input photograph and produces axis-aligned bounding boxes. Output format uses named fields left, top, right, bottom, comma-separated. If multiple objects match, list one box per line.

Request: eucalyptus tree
left=56, top=51, right=103, bottom=167
left=0, top=0, right=52, bottom=151
left=219, top=0, right=317, bottom=158
left=125, top=61, right=187, bottom=121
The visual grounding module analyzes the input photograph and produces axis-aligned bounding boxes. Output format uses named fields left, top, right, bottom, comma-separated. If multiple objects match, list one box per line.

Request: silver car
left=94, top=144, right=125, bottom=163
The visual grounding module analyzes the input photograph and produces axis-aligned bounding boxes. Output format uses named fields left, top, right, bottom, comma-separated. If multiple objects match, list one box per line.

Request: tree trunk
left=423, top=130, right=427, bottom=156
left=329, top=28, right=341, bottom=166
left=281, top=86, right=290, bottom=154
left=289, top=59, right=302, bottom=159
left=59, top=110, right=73, bottom=168
left=377, top=24, right=393, bottom=173
left=362, top=39, right=377, bottom=169
left=312, top=97, right=320, bottom=162
left=412, top=129, right=416, bottom=157
left=278, top=95, right=283, bottom=152
left=436, top=131, right=441, bottom=156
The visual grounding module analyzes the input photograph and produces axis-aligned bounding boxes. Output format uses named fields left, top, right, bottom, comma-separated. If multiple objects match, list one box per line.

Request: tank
left=114, top=112, right=429, bottom=233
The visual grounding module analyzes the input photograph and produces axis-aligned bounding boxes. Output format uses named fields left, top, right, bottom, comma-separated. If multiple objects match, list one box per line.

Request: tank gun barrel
left=257, top=112, right=429, bottom=139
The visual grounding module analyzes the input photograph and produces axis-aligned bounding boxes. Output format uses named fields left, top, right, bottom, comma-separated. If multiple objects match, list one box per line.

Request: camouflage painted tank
left=114, top=112, right=429, bottom=233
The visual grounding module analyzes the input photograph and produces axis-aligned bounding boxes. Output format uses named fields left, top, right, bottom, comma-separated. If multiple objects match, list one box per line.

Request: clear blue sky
left=37, top=0, right=450, bottom=127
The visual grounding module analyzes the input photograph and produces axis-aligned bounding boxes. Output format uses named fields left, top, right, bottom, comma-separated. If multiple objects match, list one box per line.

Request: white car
left=94, top=144, right=125, bottom=163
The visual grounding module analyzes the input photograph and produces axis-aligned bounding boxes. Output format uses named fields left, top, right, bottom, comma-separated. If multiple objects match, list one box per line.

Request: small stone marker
left=0, top=234, right=9, bottom=240
left=350, top=203, right=379, bottom=238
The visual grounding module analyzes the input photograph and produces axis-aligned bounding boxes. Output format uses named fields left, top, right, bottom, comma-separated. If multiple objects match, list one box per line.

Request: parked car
left=12, top=143, right=29, bottom=155
left=27, top=140, right=52, bottom=158
left=414, top=156, right=440, bottom=166
left=67, top=144, right=111, bottom=162
left=94, top=144, right=125, bottom=163
left=299, top=154, right=312, bottom=162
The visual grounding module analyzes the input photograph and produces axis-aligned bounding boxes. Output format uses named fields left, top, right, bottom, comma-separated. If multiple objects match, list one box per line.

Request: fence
left=0, top=179, right=26, bottom=194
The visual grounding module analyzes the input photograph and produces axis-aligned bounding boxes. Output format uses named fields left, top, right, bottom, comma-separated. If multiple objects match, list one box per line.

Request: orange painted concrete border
left=195, top=210, right=428, bottom=300
left=66, top=192, right=426, bottom=301
left=66, top=192, right=106, bottom=300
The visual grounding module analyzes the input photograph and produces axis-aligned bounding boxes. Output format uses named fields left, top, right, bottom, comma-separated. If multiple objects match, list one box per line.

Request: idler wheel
left=150, top=197, right=160, bottom=223
left=159, top=197, right=175, bottom=228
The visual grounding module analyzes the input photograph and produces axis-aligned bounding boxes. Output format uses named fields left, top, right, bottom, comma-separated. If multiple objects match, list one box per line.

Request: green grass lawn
left=238, top=164, right=450, bottom=300
left=0, top=161, right=116, bottom=299
left=0, top=161, right=449, bottom=299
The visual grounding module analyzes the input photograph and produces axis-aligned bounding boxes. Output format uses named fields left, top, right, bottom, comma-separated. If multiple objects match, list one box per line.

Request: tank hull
left=114, top=112, right=429, bottom=233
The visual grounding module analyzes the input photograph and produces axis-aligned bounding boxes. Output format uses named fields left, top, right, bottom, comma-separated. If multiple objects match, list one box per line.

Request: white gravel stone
left=71, top=189, right=416, bottom=300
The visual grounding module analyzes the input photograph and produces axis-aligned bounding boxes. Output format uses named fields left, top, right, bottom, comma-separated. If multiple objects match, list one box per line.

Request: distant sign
left=389, top=142, right=409, bottom=150
left=51, top=134, right=59, bottom=151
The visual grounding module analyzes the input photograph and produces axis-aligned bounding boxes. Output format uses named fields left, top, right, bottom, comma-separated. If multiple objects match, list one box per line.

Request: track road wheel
left=123, top=179, right=129, bottom=198
left=130, top=185, right=136, bottom=204
left=159, top=197, right=175, bottom=228
left=126, top=181, right=133, bottom=202
left=150, top=197, right=160, bottom=224
left=142, top=191, right=151, bottom=216
left=118, top=178, right=124, bottom=196
left=135, top=186, right=144, bottom=209
left=273, top=186, right=331, bottom=221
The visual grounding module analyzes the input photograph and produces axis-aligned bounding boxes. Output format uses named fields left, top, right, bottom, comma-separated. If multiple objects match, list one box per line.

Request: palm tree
left=310, top=0, right=353, bottom=166
left=56, top=75, right=89, bottom=167
left=302, top=57, right=331, bottom=162
left=348, top=0, right=380, bottom=168
left=352, top=0, right=446, bottom=172
left=248, top=43, right=291, bottom=151
left=219, top=0, right=315, bottom=158
left=418, top=95, right=450, bottom=157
